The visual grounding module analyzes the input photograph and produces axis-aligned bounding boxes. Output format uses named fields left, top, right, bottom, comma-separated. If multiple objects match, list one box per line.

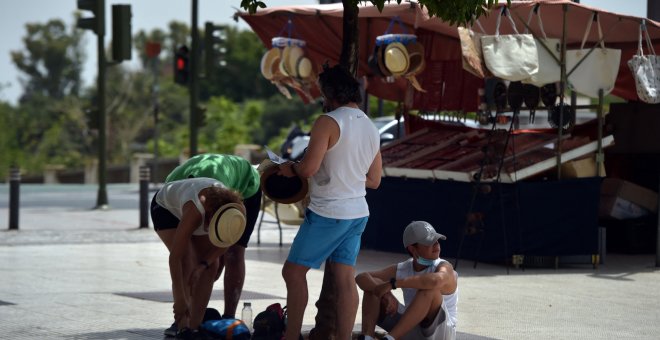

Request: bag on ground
left=252, top=303, right=287, bottom=340
left=200, top=308, right=251, bottom=340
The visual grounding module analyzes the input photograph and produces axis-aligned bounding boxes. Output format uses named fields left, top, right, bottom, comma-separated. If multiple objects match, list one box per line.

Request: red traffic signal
left=174, top=46, right=189, bottom=85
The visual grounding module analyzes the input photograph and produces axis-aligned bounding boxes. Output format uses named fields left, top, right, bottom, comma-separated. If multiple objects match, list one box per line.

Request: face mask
left=416, top=256, right=435, bottom=266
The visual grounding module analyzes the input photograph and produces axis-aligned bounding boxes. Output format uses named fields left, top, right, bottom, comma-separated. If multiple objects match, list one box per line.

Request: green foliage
left=201, top=28, right=278, bottom=102
left=199, top=96, right=252, bottom=154
left=239, top=0, right=510, bottom=26
left=11, top=19, right=84, bottom=102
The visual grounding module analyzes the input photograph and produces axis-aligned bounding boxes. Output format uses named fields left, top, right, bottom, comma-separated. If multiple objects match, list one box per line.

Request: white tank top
left=155, top=178, right=226, bottom=235
left=307, top=107, right=380, bottom=219
left=396, top=258, right=459, bottom=326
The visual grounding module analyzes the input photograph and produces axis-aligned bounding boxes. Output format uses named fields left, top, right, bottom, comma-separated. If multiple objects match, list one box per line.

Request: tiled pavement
left=1, top=184, right=660, bottom=339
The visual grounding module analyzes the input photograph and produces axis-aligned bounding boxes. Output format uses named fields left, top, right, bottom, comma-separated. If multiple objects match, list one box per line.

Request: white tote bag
left=566, top=13, right=621, bottom=98
left=481, top=8, right=539, bottom=82
left=627, top=21, right=660, bottom=104
left=521, top=6, right=561, bottom=87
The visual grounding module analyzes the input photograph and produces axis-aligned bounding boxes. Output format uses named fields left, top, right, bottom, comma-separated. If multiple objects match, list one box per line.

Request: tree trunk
left=340, top=0, right=360, bottom=76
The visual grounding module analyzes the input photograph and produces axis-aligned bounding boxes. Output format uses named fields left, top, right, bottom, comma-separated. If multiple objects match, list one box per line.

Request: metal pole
left=557, top=4, right=568, bottom=179
left=656, top=173, right=660, bottom=267
left=96, top=9, right=109, bottom=209
left=189, top=0, right=200, bottom=156
left=152, top=56, right=160, bottom=183
left=9, top=167, right=20, bottom=230
left=139, top=166, right=151, bottom=228
left=596, top=89, right=604, bottom=176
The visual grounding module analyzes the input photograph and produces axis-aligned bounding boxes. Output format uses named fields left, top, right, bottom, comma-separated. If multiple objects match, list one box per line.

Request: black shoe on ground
left=164, top=322, right=177, bottom=337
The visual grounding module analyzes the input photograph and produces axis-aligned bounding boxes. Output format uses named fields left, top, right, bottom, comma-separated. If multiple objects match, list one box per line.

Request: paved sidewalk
left=1, top=184, right=660, bottom=339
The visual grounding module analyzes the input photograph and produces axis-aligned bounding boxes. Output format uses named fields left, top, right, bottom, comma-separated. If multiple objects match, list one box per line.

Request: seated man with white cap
left=356, top=221, right=458, bottom=340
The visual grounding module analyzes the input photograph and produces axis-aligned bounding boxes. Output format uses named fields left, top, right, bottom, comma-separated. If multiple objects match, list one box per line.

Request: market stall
left=237, top=1, right=659, bottom=263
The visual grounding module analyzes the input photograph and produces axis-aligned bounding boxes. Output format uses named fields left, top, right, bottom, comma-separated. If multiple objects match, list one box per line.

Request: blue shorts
left=287, top=209, right=368, bottom=269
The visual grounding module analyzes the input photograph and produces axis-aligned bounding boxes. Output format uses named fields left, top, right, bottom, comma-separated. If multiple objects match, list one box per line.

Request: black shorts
left=149, top=187, right=262, bottom=248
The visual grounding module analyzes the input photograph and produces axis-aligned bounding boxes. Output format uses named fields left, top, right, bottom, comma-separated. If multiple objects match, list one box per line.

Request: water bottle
left=241, top=302, right=253, bottom=331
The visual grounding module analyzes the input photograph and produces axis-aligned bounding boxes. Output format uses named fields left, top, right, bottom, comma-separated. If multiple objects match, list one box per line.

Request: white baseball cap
left=403, top=221, right=446, bottom=247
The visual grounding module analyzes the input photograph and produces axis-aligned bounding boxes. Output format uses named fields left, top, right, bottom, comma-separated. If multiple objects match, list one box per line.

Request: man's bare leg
left=220, top=244, right=245, bottom=318
left=388, top=287, right=443, bottom=339
left=282, top=261, right=310, bottom=340
left=360, top=288, right=382, bottom=337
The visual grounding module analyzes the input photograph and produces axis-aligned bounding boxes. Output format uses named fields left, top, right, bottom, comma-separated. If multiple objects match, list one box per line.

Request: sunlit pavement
left=1, top=184, right=659, bottom=339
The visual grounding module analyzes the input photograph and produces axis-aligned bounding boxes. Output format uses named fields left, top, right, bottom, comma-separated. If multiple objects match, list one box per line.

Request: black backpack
left=251, top=303, right=287, bottom=340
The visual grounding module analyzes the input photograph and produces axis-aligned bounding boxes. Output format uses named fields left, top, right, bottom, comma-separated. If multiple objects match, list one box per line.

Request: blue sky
left=0, top=0, right=648, bottom=105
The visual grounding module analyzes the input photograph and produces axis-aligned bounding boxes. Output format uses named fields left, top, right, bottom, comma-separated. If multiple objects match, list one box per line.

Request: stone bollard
left=9, top=167, right=20, bottom=230
left=139, top=166, right=151, bottom=229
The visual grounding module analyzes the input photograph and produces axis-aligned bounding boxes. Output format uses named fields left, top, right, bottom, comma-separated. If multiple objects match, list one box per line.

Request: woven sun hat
left=284, top=46, right=305, bottom=76
left=260, top=163, right=309, bottom=204
left=377, top=44, right=393, bottom=77
left=404, top=41, right=426, bottom=92
left=383, top=42, right=409, bottom=76
left=405, top=41, right=425, bottom=76
left=295, top=57, right=313, bottom=79
left=208, top=203, right=246, bottom=248
left=260, top=48, right=281, bottom=80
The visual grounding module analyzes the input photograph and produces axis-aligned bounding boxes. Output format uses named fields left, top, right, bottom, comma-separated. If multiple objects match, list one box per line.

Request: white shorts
left=378, top=301, right=456, bottom=340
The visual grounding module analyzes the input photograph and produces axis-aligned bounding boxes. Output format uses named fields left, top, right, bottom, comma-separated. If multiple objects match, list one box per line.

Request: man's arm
left=395, top=262, right=457, bottom=295
left=365, top=150, right=382, bottom=189
left=279, top=115, right=338, bottom=178
left=355, top=264, right=397, bottom=293
left=169, top=201, right=202, bottom=321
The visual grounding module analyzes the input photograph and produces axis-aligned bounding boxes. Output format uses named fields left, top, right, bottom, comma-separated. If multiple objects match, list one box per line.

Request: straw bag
left=458, top=19, right=492, bottom=78
left=481, top=7, right=539, bottom=82
left=566, top=13, right=621, bottom=98
left=521, top=6, right=561, bottom=87
left=627, top=20, right=660, bottom=103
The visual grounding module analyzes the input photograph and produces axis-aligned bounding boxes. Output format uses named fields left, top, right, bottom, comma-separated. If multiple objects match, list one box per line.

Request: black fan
left=548, top=103, right=575, bottom=131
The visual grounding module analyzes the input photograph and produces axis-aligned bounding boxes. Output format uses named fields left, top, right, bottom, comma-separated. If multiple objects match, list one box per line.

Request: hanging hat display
left=259, top=19, right=317, bottom=101
left=371, top=16, right=426, bottom=92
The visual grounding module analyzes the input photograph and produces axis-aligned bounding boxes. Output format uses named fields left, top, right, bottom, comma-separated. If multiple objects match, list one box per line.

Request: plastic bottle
left=241, top=302, right=253, bottom=331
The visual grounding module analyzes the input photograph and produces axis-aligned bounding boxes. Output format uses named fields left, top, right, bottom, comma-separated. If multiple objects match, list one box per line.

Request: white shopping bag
left=521, top=6, right=561, bottom=87
left=627, top=21, right=660, bottom=104
left=481, top=8, right=539, bottom=82
left=566, top=13, right=621, bottom=98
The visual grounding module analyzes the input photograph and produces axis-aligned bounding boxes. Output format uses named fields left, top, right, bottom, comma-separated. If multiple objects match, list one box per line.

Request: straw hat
left=383, top=42, right=409, bottom=76
left=260, top=163, right=309, bottom=204
left=405, top=41, right=425, bottom=76
left=260, top=48, right=281, bottom=80
left=284, top=46, right=303, bottom=74
left=368, top=45, right=385, bottom=77
left=377, top=44, right=392, bottom=77
left=404, top=41, right=426, bottom=92
left=295, top=57, right=313, bottom=79
left=208, top=203, right=246, bottom=248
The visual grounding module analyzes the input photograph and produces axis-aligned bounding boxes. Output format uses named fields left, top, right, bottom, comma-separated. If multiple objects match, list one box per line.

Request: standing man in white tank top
left=278, top=64, right=382, bottom=340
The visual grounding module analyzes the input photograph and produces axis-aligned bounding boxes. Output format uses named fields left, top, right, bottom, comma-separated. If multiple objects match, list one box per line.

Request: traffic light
left=76, top=0, right=104, bottom=35
left=204, top=22, right=228, bottom=73
left=174, top=46, right=190, bottom=85
left=112, top=4, right=132, bottom=61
